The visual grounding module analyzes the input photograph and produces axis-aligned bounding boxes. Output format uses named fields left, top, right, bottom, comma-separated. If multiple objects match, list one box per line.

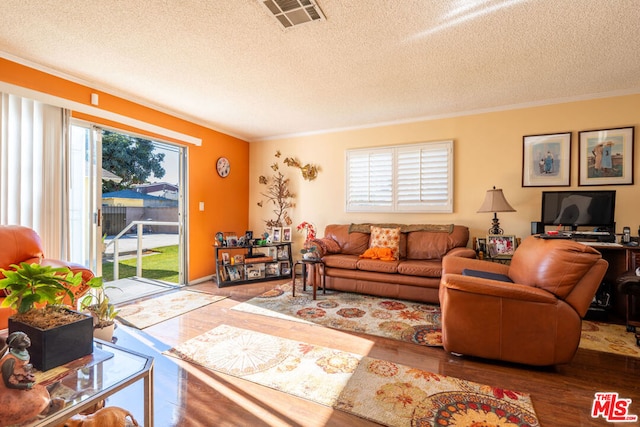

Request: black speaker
left=531, top=221, right=544, bottom=235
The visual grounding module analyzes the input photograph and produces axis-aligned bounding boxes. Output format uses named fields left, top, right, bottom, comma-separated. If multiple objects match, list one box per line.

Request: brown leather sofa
left=439, top=236, right=608, bottom=365
left=0, top=225, right=94, bottom=329
left=309, top=224, right=475, bottom=303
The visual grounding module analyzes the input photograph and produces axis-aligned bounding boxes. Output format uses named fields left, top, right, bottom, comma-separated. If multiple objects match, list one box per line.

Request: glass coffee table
left=23, top=339, right=154, bottom=427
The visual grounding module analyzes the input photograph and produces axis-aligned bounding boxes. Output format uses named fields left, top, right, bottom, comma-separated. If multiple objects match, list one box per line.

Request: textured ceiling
left=1, top=1, right=639, bottom=141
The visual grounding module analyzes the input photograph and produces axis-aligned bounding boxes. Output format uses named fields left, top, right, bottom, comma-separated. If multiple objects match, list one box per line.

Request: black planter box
left=8, top=310, right=94, bottom=371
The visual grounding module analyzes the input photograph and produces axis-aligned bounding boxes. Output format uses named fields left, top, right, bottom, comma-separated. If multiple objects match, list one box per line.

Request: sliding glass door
left=70, top=120, right=187, bottom=285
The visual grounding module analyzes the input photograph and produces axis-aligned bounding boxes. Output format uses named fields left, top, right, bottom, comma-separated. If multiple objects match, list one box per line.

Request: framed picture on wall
left=579, top=126, right=634, bottom=186
left=522, top=132, right=571, bottom=187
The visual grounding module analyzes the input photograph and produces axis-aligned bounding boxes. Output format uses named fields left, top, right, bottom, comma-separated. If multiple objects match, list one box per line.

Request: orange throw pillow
left=359, top=247, right=395, bottom=261
left=369, top=226, right=401, bottom=260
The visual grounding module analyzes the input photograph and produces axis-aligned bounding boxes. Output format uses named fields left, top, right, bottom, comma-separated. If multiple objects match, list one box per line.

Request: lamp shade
left=477, top=187, right=515, bottom=213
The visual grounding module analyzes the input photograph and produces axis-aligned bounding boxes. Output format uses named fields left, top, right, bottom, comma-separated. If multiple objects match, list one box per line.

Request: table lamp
left=477, top=186, right=516, bottom=235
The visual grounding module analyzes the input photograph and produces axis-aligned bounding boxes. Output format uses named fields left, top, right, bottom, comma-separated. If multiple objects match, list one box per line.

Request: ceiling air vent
left=259, top=0, right=326, bottom=29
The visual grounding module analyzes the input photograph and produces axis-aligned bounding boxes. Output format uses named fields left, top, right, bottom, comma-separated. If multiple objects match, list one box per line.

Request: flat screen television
left=541, top=190, right=616, bottom=231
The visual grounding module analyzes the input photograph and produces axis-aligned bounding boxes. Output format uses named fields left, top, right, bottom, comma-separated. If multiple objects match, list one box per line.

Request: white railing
left=104, top=220, right=179, bottom=280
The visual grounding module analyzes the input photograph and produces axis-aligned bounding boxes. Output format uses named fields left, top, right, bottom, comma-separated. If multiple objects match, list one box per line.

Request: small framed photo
left=226, top=265, right=242, bottom=281
left=522, top=132, right=571, bottom=187
left=271, top=227, right=282, bottom=243
left=265, top=262, right=280, bottom=277
left=475, top=237, right=487, bottom=254
left=221, top=252, right=230, bottom=265
left=245, top=263, right=265, bottom=280
left=226, top=235, right=239, bottom=247
left=233, top=254, right=244, bottom=265
left=277, top=245, right=290, bottom=260
left=245, top=230, right=253, bottom=241
left=486, top=235, right=517, bottom=256
left=266, top=246, right=278, bottom=260
left=279, top=261, right=291, bottom=276
left=579, top=126, right=634, bottom=186
left=282, top=227, right=292, bottom=242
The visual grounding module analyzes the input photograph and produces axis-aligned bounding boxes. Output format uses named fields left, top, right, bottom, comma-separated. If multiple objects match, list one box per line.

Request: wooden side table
left=292, top=259, right=326, bottom=300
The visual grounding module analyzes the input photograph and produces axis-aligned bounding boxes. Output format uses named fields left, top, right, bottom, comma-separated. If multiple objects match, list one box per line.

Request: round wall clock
left=216, top=157, right=230, bottom=177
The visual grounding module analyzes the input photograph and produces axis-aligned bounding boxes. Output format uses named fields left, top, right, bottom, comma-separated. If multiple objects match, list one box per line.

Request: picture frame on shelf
left=271, top=227, right=282, bottom=243
left=522, top=132, right=571, bottom=187
left=282, top=227, right=292, bottom=242
left=267, top=246, right=278, bottom=260
left=221, top=252, right=230, bottom=265
left=225, top=235, right=239, bottom=247
left=265, top=262, right=280, bottom=277
left=486, top=235, right=517, bottom=256
left=475, top=237, right=487, bottom=255
left=245, top=263, right=265, bottom=280
left=226, top=265, right=242, bottom=281
left=233, top=254, right=244, bottom=265
left=579, top=126, right=634, bottom=186
left=277, top=245, right=290, bottom=260
left=279, top=261, right=291, bottom=276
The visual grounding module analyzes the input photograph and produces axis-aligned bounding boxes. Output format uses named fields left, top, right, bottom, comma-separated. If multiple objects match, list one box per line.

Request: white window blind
left=346, top=140, right=453, bottom=213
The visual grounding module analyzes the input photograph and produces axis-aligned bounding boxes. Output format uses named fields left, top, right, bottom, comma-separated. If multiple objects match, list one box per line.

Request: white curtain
left=0, top=92, right=71, bottom=260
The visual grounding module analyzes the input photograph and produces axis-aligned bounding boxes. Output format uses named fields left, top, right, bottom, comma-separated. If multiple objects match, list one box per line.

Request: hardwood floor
left=105, top=280, right=640, bottom=426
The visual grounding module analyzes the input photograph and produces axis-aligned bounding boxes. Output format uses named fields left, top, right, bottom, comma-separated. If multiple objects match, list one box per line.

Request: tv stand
left=571, top=231, right=617, bottom=243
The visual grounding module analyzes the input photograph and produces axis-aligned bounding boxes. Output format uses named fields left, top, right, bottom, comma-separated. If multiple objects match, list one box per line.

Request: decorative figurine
left=0, top=332, right=53, bottom=426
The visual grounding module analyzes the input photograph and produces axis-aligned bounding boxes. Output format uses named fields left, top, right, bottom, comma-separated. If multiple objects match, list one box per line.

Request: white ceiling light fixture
left=259, top=0, right=326, bottom=29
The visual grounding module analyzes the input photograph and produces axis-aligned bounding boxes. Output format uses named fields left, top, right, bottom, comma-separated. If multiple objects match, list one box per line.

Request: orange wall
left=0, top=58, right=249, bottom=282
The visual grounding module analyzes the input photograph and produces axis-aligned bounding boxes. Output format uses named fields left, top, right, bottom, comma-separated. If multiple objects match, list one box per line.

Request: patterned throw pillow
left=369, top=226, right=401, bottom=260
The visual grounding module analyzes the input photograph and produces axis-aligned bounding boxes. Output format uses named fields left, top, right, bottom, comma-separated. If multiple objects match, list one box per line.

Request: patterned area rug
left=231, top=281, right=443, bottom=346
left=165, top=325, right=540, bottom=427
left=580, top=320, right=640, bottom=358
left=116, top=290, right=227, bottom=329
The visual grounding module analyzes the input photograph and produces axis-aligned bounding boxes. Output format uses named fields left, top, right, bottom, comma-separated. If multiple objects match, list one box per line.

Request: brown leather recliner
left=0, top=225, right=94, bottom=329
left=439, top=236, right=608, bottom=366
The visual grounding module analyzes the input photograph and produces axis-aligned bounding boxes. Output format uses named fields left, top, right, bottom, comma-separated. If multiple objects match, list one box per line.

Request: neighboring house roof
left=134, top=182, right=178, bottom=193
left=102, top=169, right=122, bottom=183
left=102, top=189, right=167, bottom=201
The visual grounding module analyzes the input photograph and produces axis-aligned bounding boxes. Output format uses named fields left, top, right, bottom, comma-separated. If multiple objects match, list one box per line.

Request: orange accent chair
left=0, top=225, right=94, bottom=330
left=439, top=236, right=608, bottom=366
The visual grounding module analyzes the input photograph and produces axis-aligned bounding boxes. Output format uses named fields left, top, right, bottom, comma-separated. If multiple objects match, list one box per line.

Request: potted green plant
left=0, top=262, right=94, bottom=371
left=80, top=277, right=120, bottom=342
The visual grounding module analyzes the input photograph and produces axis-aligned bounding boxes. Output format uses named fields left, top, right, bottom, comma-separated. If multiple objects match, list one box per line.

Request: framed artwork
left=522, top=132, right=571, bottom=187
left=486, top=235, right=517, bottom=256
left=271, top=227, right=282, bottom=243
left=579, top=126, right=634, bottom=186
left=221, top=252, right=230, bottom=265
left=282, top=227, right=292, bottom=242
left=233, top=254, right=244, bottom=264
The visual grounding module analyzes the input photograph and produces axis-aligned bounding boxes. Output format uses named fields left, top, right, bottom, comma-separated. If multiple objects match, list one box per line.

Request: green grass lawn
left=102, top=245, right=179, bottom=283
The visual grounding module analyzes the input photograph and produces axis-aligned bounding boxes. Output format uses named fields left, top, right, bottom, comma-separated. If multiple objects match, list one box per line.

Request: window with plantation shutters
left=346, top=140, right=453, bottom=213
